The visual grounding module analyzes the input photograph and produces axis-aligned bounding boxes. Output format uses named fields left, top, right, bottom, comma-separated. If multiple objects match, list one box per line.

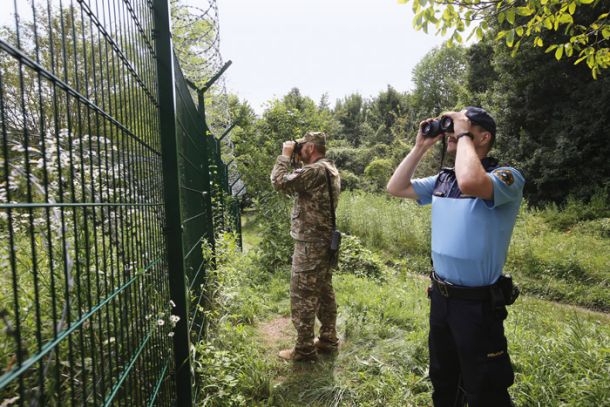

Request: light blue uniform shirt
left=412, top=166, right=524, bottom=287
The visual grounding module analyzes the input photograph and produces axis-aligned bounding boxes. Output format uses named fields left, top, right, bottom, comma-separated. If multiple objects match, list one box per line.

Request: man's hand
left=282, top=141, right=296, bottom=158
left=442, top=111, right=471, bottom=137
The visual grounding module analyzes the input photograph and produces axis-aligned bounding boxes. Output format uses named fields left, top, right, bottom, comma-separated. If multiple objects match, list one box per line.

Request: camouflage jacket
left=271, top=156, right=341, bottom=242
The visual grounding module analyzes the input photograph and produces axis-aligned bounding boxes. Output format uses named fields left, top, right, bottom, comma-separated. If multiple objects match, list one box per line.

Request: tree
left=333, top=93, right=370, bottom=147
left=411, top=45, right=468, bottom=118
left=365, top=86, right=412, bottom=145
left=486, top=37, right=610, bottom=205
left=400, top=0, right=610, bottom=78
left=364, top=158, right=394, bottom=192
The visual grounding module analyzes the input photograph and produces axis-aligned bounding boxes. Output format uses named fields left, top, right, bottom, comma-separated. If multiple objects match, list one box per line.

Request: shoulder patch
left=493, top=169, right=514, bottom=186
left=285, top=172, right=300, bottom=181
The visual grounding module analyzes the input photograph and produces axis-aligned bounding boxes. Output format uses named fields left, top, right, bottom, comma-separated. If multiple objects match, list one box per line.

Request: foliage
left=336, top=234, right=384, bottom=279
left=485, top=31, right=610, bottom=205
left=410, top=45, right=468, bottom=117
left=195, top=328, right=272, bottom=406
left=399, top=0, right=610, bottom=78
left=337, top=191, right=431, bottom=259
left=337, top=169, right=363, bottom=191
left=202, top=241, right=610, bottom=406
left=333, top=93, right=369, bottom=147
left=339, top=191, right=610, bottom=311
left=363, top=158, right=394, bottom=192
left=364, top=86, right=413, bottom=146
left=535, top=188, right=610, bottom=231
left=253, top=196, right=294, bottom=273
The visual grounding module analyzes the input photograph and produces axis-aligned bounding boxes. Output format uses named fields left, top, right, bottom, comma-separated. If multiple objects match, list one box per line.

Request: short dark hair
left=473, top=124, right=495, bottom=150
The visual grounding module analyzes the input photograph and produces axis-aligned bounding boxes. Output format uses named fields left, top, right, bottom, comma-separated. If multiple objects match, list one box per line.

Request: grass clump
left=336, top=234, right=384, bottom=279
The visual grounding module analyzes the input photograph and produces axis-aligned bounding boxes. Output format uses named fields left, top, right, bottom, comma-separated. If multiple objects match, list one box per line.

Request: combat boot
left=278, top=348, right=317, bottom=361
left=314, top=337, right=339, bottom=353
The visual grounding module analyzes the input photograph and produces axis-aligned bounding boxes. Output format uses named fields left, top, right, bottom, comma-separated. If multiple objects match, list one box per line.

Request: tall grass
left=336, top=191, right=431, bottom=257
left=196, top=241, right=610, bottom=406
left=337, top=191, right=610, bottom=311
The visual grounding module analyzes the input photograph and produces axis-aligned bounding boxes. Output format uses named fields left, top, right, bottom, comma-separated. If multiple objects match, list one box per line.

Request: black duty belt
left=430, top=271, right=493, bottom=301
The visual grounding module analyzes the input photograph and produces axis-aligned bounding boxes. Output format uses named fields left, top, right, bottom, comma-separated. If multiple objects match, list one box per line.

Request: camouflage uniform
left=270, top=135, right=341, bottom=358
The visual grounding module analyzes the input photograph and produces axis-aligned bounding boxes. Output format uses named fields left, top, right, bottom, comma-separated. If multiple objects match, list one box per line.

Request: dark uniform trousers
left=290, top=240, right=338, bottom=356
left=429, top=286, right=514, bottom=407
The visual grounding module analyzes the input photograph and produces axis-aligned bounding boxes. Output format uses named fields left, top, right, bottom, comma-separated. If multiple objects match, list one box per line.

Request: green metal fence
left=0, top=0, right=241, bottom=405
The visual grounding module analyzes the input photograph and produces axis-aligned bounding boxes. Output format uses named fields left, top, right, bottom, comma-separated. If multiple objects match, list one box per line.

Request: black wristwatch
left=456, top=131, right=474, bottom=141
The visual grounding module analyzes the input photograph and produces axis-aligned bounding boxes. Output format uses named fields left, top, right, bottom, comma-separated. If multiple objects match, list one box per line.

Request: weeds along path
left=227, top=217, right=609, bottom=406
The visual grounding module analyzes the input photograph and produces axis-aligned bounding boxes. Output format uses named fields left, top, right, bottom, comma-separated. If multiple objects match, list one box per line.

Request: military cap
left=296, top=131, right=327, bottom=145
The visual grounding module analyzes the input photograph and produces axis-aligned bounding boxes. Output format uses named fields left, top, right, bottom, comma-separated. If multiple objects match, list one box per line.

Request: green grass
left=337, top=191, right=610, bottom=311
left=195, top=223, right=610, bottom=406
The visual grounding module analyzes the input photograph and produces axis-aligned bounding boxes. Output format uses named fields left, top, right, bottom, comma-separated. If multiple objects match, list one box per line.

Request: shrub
left=337, top=234, right=384, bottom=279
left=537, top=188, right=609, bottom=231
left=363, top=158, right=394, bottom=192
left=337, top=191, right=431, bottom=257
left=195, top=324, right=272, bottom=406
left=253, top=195, right=293, bottom=273
left=339, top=169, right=362, bottom=191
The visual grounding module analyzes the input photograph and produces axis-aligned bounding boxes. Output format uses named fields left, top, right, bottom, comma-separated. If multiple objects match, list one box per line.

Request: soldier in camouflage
left=270, top=131, right=341, bottom=361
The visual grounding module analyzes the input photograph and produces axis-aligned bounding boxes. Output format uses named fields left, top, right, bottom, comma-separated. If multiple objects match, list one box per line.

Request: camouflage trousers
left=291, top=240, right=338, bottom=357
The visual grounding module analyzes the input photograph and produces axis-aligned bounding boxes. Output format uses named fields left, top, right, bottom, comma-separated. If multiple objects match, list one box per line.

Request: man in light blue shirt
left=387, top=107, right=524, bottom=407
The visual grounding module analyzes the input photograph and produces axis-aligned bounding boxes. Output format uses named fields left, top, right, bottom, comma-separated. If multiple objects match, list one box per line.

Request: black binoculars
left=421, top=116, right=454, bottom=138
left=290, top=141, right=303, bottom=166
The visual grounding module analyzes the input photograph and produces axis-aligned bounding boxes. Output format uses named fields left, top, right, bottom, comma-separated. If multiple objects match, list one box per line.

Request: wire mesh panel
left=173, top=54, right=214, bottom=347
left=0, top=0, right=175, bottom=404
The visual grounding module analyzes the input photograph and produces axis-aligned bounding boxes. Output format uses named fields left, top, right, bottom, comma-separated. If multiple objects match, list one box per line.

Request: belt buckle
left=437, top=281, right=450, bottom=297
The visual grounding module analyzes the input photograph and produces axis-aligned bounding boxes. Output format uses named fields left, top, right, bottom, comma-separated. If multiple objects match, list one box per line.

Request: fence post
left=153, top=0, right=194, bottom=405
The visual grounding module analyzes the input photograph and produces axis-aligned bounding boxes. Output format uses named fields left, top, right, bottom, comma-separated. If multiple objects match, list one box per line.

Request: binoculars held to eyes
left=290, top=141, right=303, bottom=166
left=421, top=116, right=454, bottom=138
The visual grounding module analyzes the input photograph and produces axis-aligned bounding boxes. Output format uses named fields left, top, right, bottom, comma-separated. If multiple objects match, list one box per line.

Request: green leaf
left=535, top=36, right=544, bottom=47
left=555, top=45, right=564, bottom=60
left=516, top=6, right=534, bottom=17
left=507, top=9, right=516, bottom=25
left=510, top=40, right=522, bottom=57
left=516, top=26, right=524, bottom=37
left=568, top=2, right=576, bottom=15
left=602, top=27, right=610, bottom=40
left=498, top=11, right=505, bottom=24
left=543, top=17, right=553, bottom=30
left=574, top=55, right=587, bottom=65
left=476, top=26, right=484, bottom=40
left=558, top=13, right=573, bottom=24
left=506, top=29, right=515, bottom=47
left=580, top=0, right=594, bottom=4
left=412, top=1, right=420, bottom=14
left=545, top=44, right=558, bottom=53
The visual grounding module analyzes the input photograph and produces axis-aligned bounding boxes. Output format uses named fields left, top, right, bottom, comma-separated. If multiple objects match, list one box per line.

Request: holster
left=497, top=274, right=520, bottom=305
left=329, top=230, right=341, bottom=268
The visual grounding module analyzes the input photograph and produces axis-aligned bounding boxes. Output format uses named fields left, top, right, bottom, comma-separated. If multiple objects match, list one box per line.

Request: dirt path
left=257, top=316, right=293, bottom=351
